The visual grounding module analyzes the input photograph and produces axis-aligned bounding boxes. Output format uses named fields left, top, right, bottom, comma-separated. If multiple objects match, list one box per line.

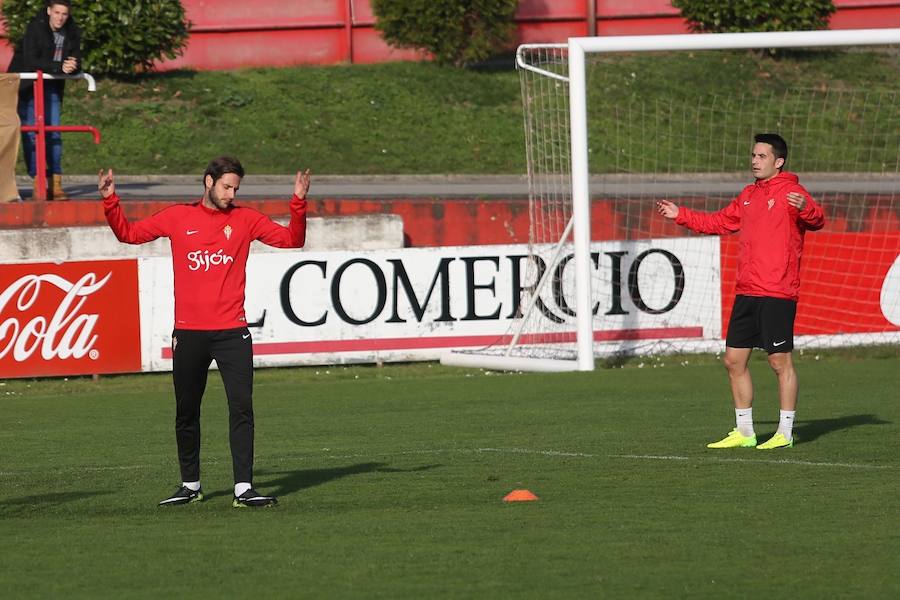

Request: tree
left=671, top=0, right=836, bottom=34
left=372, top=0, right=519, bottom=67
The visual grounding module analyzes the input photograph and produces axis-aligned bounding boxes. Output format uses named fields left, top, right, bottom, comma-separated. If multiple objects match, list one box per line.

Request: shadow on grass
left=467, top=52, right=517, bottom=72
left=203, top=462, right=441, bottom=500
left=101, top=69, right=200, bottom=85
left=0, top=490, right=111, bottom=514
left=759, top=414, right=891, bottom=443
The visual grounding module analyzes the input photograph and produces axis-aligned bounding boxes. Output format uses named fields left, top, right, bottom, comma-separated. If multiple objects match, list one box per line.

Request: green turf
left=1, top=349, right=898, bottom=598
left=52, top=48, right=898, bottom=175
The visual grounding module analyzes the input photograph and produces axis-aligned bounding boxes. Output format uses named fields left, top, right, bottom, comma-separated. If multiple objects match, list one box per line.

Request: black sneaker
left=158, top=485, right=203, bottom=506
left=232, top=488, right=278, bottom=508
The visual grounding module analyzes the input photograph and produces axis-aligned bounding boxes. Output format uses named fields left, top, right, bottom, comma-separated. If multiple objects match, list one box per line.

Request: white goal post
left=442, top=28, right=900, bottom=373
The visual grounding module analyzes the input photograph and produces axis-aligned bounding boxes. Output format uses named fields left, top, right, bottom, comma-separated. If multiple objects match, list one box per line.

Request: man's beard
left=208, top=187, right=230, bottom=210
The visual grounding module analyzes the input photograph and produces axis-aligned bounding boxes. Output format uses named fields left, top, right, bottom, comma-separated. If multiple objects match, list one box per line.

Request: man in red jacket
left=100, top=156, right=310, bottom=506
left=656, top=133, right=825, bottom=450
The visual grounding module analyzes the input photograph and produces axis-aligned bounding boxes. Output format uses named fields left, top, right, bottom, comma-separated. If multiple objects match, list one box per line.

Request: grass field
left=55, top=48, right=899, bottom=175
left=1, top=348, right=898, bottom=598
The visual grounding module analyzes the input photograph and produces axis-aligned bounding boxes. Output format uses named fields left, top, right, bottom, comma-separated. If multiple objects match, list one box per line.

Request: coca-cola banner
left=0, top=260, right=142, bottom=378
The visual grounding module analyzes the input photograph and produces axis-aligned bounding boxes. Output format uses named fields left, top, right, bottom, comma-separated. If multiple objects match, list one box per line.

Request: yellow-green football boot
left=707, top=428, right=757, bottom=449
left=756, top=433, right=794, bottom=449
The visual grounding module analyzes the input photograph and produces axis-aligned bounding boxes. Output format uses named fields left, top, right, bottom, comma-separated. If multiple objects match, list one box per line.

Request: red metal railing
left=18, top=70, right=100, bottom=201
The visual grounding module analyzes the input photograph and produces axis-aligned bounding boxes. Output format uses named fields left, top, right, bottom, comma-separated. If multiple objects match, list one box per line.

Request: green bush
left=671, top=0, right=836, bottom=33
left=2, top=0, right=189, bottom=76
left=372, top=0, right=518, bottom=67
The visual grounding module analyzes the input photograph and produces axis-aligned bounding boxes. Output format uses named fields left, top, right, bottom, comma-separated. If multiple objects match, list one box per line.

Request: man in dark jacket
left=8, top=0, right=81, bottom=200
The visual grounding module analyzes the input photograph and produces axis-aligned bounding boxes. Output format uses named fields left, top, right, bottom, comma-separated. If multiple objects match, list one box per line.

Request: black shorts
left=726, top=295, right=797, bottom=354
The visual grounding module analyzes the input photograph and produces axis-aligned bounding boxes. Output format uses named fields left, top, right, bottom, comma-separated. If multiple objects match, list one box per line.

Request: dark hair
left=754, top=133, right=788, bottom=166
left=203, top=156, right=245, bottom=188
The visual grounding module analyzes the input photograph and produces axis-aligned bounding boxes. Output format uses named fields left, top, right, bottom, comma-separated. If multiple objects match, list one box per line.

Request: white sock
left=182, top=481, right=200, bottom=492
left=234, top=482, right=252, bottom=497
left=735, top=408, right=754, bottom=437
left=777, top=410, right=796, bottom=440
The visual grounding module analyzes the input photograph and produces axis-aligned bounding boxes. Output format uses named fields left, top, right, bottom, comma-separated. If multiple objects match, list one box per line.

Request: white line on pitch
left=2, top=447, right=894, bottom=477
left=610, top=454, right=689, bottom=461
left=316, top=448, right=897, bottom=469
left=611, top=453, right=894, bottom=470
left=316, top=447, right=597, bottom=460
left=343, top=448, right=894, bottom=471
left=707, top=456, right=896, bottom=469
left=475, top=447, right=596, bottom=458
left=325, top=447, right=895, bottom=469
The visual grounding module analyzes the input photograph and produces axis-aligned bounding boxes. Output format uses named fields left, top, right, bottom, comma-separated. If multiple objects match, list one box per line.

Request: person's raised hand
left=656, top=200, right=679, bottom=219
left=98, top=168, right=115, bottom=199
left=294, top=168, right=311, bottom=200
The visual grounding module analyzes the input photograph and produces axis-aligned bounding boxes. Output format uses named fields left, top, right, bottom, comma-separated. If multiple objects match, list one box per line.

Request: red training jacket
left=104, top=193, right=307, bottom=330
left=675, top=171, right=825, bottom=301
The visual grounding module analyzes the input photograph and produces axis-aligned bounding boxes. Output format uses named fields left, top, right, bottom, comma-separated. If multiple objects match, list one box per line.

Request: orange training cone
left=503, top=489, right=539, bottom=502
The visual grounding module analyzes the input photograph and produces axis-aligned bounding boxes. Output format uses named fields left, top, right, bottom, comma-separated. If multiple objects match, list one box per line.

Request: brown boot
left=50, top=174, right=69, bottom=201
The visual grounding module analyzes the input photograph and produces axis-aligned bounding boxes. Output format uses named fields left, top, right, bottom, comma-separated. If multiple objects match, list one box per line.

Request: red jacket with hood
left=675, top=171, right=825, bottom=301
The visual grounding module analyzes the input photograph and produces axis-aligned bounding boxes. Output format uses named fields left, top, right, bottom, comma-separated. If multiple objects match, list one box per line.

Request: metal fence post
left=33, top=70, right=48, bottom=201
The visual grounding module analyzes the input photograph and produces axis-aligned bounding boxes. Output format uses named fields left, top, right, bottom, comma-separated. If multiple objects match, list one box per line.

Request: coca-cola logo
left=0, top=272, right=111, bottom=362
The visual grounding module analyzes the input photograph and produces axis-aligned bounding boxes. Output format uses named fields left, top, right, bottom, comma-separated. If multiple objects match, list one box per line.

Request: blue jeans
left=18, top=82, right=64, bottom=177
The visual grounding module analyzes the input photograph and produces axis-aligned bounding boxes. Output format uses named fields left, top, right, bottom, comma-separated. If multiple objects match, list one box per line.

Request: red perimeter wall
left=0, top=1, right=898, bottom=70
left=2, top=196, right=894, bottom=249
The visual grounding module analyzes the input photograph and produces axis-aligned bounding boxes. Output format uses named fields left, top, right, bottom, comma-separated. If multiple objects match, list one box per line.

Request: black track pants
left=171, top=328, right=254, bottom=484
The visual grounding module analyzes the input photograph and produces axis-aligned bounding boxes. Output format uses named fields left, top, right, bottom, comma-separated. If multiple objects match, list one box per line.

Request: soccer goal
left=442, top=28, right=900, bottom=372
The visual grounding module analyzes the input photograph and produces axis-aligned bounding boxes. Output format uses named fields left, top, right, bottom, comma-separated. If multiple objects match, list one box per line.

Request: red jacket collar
left=755, top=171, right=798, bottom=189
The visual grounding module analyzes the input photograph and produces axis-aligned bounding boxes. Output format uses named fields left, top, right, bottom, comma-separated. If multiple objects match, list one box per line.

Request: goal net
left=442, top=29, right=900, bottom=372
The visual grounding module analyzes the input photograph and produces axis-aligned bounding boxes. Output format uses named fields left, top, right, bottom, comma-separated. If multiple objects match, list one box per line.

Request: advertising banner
left=5, top=233, right=892, bottom=378
left=0, top=260, right=142, bottom=378
left=140, top=239, right=720, bottom=370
